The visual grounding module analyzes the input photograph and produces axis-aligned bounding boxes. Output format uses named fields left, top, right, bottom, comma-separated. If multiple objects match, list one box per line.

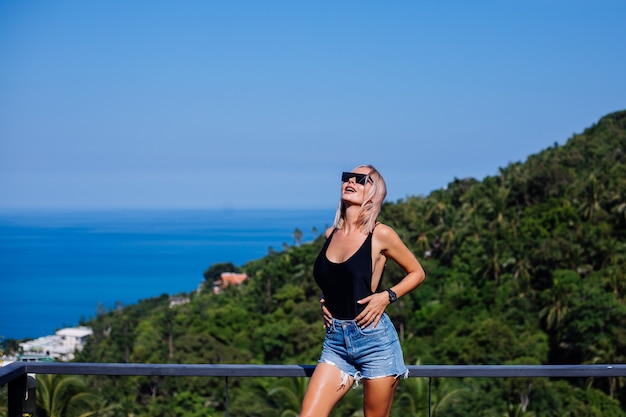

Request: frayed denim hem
left=361, top=369, right=410, bottom=381
left=321, top=359, right=362, bottom=389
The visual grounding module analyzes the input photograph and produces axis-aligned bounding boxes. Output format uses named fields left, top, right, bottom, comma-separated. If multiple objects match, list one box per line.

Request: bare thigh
left=362, top=376, right=399, bottom=417
left=300, top=363, right=354, bottom=417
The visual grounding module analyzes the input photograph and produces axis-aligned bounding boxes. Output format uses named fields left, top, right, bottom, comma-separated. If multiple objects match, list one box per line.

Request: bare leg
left=300, top=363, right=354, bottom=417
left=362, top=376, right=399, bottom=417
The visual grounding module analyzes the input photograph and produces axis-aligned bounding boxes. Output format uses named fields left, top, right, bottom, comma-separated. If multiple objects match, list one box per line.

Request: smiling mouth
left=345, top=186, right=356, bottom=193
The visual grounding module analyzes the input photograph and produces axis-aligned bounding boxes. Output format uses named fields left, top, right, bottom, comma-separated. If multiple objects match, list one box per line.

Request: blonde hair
left=333, top=164, right=387, bottom=233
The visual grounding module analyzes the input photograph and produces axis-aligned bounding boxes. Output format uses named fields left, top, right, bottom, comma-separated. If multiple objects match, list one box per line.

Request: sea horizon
left=1, top=207, right=334, bottom=341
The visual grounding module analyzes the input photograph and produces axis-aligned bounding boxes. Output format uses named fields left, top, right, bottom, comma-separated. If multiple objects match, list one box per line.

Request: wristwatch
left=386, top=288, right=398, bottom=303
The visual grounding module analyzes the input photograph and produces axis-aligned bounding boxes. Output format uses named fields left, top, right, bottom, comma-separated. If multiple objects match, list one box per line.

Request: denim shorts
left=318, top=313, right=409, bottom=387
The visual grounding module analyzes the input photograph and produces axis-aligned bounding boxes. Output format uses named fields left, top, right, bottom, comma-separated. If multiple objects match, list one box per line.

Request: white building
left=19, top=326, right=93, bottom=362
left=169, top=296, right=190, bottom=308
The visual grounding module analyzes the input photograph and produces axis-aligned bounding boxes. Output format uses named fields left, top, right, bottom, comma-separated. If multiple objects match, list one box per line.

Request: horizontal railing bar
left=3, top=362, right=626, bottom=386
left=27, top=363, right=317, bottom=377
left=410, top=364, right=626, bottom=377
left=0, top=362, right=25, bottom=386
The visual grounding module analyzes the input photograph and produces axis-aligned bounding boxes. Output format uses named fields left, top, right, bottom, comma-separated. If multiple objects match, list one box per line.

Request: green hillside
left=33, top=111, right=626, bottom=416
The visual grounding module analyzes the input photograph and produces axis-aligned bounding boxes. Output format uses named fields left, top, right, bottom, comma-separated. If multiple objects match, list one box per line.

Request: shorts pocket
left=356, top=322, right=389, bottom=338
left=357, top=314, right=396, bottom=339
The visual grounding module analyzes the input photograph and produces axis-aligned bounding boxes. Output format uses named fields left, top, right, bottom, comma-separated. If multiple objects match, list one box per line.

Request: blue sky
left=1, top=1, right=625, bottom=210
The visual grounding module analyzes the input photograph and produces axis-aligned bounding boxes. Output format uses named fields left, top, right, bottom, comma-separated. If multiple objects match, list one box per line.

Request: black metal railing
left=2, top=362, right=626, bottom=416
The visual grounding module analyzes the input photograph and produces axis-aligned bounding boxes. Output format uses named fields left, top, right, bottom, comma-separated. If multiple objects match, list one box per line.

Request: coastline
left=0, top=207, right=333, bottom=341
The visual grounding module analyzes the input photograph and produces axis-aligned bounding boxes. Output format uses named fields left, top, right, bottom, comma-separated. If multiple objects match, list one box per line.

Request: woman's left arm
left=355, top=224, right=426, bottom=328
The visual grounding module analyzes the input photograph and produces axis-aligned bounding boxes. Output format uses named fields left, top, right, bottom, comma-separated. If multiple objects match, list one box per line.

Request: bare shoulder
left=324, top=226, right=335, bottom=238
left=373, top=223, right=419, bottom=267
left=373, top=223, right=402, bottom=244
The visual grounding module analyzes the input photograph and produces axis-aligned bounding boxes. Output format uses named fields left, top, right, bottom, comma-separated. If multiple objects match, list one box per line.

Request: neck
left=342, top=205, right=362, bottom=233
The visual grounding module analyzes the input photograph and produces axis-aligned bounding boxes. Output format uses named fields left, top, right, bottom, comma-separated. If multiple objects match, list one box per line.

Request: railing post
left=428, top=377, right=432, bottom=417
left=8, top=373, right=36, bottom=417
left=225, top=376, right=229, bottom=417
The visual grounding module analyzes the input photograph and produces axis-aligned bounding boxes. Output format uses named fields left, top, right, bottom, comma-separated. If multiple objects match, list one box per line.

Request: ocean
left=0, top=208, right=334, bottom=341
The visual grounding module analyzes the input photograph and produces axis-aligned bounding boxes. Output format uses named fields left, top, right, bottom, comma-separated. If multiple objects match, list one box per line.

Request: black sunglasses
left=341, top=172, right=371, bottom=185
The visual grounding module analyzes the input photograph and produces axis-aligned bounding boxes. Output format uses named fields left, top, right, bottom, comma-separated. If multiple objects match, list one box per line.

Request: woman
left=300, top=165, right=426, bottom=417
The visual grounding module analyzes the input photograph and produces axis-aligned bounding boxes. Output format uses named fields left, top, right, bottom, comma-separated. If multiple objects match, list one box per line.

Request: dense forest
left=2, top=110, right=626, bottom=416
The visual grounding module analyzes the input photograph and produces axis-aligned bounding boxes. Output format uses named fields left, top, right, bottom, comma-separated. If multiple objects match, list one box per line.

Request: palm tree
left=392, top=366, right=467, bottom=416
left=293, top=228, right=303, bottom=246
left=578, top=174, right=606, bottom=220
left=588, top=337, right=626, bottom=398
left=251, top=377, right=309, bottom=417
left=83, top=399, right=120, bottom=417
left=539, top=298, right=568, bottom=332
left=393, top=376, right=427, bottom=416
left=36, top=374, right=99, bottom=417
left=538, top=270, right=579, bottom=332
left=267, top=377, right=308, bottom=417
left=501, top=403, right=537, bottom=417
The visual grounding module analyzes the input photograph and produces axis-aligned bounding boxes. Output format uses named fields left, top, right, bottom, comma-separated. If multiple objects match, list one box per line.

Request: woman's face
left=341, top=167, right=372, bottom=205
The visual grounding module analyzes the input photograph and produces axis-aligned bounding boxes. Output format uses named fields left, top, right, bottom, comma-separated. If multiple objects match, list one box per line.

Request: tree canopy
left=64, top=110, right=626, bottom=416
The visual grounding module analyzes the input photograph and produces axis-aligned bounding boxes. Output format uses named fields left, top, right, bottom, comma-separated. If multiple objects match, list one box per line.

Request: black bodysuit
left=313, top=229, right=385, bottom=320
